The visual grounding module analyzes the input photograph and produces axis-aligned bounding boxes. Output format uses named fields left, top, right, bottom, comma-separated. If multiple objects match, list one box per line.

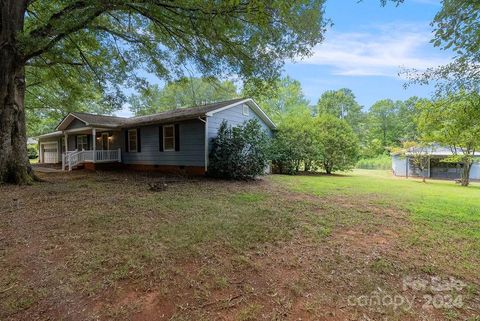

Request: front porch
left=61, top=127, right=123, bottom=171
left=63, top=149, right=121, bottom=171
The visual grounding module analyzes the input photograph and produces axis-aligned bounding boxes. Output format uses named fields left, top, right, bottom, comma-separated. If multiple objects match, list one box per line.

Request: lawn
left=0, top=170, right=479, bottom=321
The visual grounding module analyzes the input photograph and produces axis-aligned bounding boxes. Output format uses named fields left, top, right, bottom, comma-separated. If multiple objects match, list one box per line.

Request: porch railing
left=63, top=148, right=121, bottom=171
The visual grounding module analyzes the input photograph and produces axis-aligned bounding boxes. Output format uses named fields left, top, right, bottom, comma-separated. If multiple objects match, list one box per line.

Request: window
left=77, top=135, right=88, bottom=150
left=128, top=129, right=137, bottom=152
left=242, top=105, right=250, bottom=116
left=163, top=125, right=175, bottom=151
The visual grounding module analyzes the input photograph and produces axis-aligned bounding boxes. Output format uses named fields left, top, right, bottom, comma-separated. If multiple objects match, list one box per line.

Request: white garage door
left=42, top=143, right=58, bottom=163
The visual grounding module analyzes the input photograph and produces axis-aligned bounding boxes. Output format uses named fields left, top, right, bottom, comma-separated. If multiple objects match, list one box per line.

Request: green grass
left=356, top=154, right=392, bottom=170
left=2, top=170, right=479, bottom=320
left=272, top=170, right=480, bottom=275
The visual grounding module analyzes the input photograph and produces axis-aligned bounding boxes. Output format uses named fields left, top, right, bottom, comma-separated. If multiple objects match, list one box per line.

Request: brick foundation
left=87, top=162, right=206, bottom=176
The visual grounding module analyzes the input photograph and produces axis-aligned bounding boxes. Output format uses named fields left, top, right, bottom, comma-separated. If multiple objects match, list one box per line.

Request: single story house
left=37, top=98, right=275, bottom=175
left=391, top=144, right=480, bottom=180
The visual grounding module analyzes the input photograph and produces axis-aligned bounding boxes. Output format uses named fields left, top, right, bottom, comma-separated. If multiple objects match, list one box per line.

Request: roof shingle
left=65, top=98, right=248, bottom=129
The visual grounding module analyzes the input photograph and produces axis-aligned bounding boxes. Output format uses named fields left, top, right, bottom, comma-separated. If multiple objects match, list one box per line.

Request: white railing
left=95, top=149, right=120, bottom=162
left=63, top=148, right=121, bottom=171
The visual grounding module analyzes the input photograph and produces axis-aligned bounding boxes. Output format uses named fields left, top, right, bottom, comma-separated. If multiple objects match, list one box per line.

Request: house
left=391, top=144, right=480, bottom=180
left=37, top=98, right=276, bottom=175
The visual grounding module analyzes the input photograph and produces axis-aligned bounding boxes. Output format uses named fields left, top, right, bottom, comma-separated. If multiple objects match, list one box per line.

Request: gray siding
left=66, top=118, right=87, bottom=130
left=207, top=103, right=273, bottom=151
left=122, top=119, right=205, bottom=166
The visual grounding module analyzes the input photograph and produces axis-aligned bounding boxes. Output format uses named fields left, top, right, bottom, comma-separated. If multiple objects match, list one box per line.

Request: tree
left=0, top=1, right=326, bottom=184
left=270, top=106, right=319, bottom=174
left=417, top=92, right=480, bottom=186
left=402, top=0, right=480, bottom=95
left=244, top=76, right=311, bottom=121
left=316, top=88, right=364, bottom=135
left=367, top=99, right=401, bottom=149
left=129, top=77, right=238, bottom=116
left=315, top=114, right=359, bottom=174
left=396, top=97, right=422, bottom=141
left=208, top=119, right=270, bottom=180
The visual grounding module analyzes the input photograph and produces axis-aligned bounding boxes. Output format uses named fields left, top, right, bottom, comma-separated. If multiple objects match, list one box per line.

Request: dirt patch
left=1, top=171, right=478, bottom=321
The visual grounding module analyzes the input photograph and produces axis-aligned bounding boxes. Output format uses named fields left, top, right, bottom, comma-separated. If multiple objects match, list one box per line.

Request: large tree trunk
left=0, top=0, right=32, bottom=184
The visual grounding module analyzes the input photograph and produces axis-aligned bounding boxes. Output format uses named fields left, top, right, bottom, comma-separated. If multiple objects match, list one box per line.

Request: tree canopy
left=316, top=88, right=363, bottom=135
left=403, top=0, right=480, bottom=94
left=244, top=76, right=311, bottom=121
left=129, top=77, right=238, bottom=116
left=1, top=0, right=327, bottom=183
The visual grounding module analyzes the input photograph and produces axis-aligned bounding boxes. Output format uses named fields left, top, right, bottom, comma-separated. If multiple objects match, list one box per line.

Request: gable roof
left=124, top=98, right=249, bottom=127
left=56, top=112, right=127, bottom=130
left=55, top=98, right=276, bottom=131
left=71, top=112, right=127, bottom=127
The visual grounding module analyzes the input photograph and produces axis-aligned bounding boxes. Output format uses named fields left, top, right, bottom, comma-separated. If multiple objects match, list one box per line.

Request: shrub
left=27, top=145, right=38, bottom=159
left=356, top=154, right=391, bottom=170
left=270, top=135, right=300, bottom=175
left=208, top=120, right=270, bottom=180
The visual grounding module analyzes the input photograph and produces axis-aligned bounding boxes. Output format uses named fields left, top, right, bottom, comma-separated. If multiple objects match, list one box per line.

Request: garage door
left=42, top=143, right=58, bottom=163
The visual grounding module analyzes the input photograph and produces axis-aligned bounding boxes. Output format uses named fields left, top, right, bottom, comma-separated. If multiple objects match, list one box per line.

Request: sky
left=116, top=0, right=451, bottom=117
left=285, top=0, right=450, bottom=110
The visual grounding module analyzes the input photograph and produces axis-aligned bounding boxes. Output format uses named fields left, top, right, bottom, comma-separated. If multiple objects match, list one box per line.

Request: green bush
left=27, top=145, right=38, bottom=159
left=208, top=119, right=270, bottom=180
left=356, top=154, right=391, bottom=170
left=270, top=135, right=300, bottom=175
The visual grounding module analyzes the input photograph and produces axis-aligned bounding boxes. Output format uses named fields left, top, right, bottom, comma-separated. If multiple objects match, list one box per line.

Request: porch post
left=63, top=133, right=68, bottom=171
left=92, top=128, right=96, bottom=162
left=64, top=133, right=68, bottom=152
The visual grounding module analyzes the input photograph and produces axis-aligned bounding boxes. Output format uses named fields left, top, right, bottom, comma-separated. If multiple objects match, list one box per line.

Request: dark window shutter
left=159, top=126, right=164, bottom=151
left=125, top=130, right=129, bottom=152
left=137, top=128, right=141, bottom=153
left=75, top=136, right=78, bottom=149
left=174, top=124, right=180, bottom=151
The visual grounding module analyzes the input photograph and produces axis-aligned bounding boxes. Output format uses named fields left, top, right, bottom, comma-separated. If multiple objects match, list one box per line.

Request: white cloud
left=297, top=22, right=451, bottom=77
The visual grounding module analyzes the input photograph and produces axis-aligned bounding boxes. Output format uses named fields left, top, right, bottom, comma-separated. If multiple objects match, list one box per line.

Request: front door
left=101, top=133, right=109, bottom=150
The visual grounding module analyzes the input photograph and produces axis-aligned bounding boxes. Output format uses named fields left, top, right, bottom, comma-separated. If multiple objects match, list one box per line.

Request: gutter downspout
left=198, top=116, right=208, bottom=173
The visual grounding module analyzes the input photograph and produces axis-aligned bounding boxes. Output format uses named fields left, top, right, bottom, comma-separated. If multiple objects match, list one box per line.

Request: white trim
left=128, top=129, right=138, bottom=152
left=64, top=127, right=93, bottom=134
left=205, top=99, right=250, bottom=116
left=163, top=124, right=175, bottom=151
left=197, top=116, right=208, bottom=172
left=38, top=131, right=63, bottom=139
left=205, top=98, right=276, bottom=129
left=39, top=141, right=59, bottom=164
left=56, top=113, right=90, bottom=131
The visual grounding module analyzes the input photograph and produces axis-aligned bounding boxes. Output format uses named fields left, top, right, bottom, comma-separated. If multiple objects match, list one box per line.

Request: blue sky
left=287, top=0, right=450, bottom=109
left=117, top=0, right=450, bottom=117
